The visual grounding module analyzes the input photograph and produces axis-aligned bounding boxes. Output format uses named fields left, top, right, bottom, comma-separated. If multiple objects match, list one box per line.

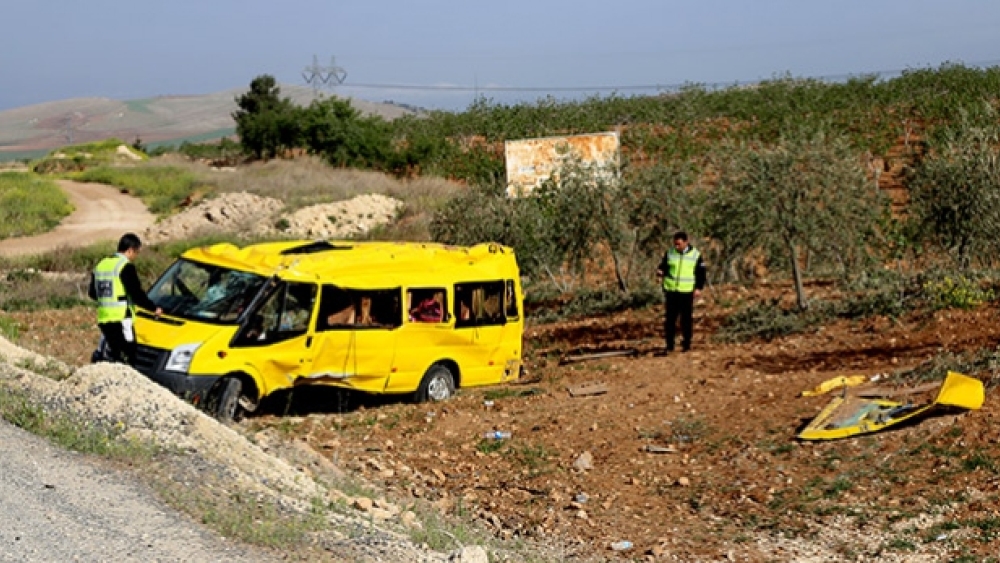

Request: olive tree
left=708, top=128, right=887, bottom=310
left=907, top=111, right=1000, bottom=269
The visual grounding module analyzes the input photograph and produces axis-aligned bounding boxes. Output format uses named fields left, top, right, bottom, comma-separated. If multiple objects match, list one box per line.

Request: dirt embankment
left=0, top=337, right=503, bottom=562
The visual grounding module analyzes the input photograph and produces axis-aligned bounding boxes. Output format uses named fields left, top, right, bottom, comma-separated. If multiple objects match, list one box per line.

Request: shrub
left=0, top=172, right=73, bottom=238
left=72, top=165, right=206, bottom=215
left=921, top=275, right=994, bottom=310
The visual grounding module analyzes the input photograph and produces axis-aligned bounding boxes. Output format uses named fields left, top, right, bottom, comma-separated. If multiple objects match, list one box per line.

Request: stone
left=352, top=497, right=373, bottom=512
left=448, top=545, right=490, bottom=563
left=574, top=451, right=594, bottom=472
left=400, top=510, right=422, bottom=529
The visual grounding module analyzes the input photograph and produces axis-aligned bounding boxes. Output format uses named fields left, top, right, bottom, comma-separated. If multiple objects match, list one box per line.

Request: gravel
left=143, top=191, right=403, bottom=244
left=0, top=336, right=474, bottom=562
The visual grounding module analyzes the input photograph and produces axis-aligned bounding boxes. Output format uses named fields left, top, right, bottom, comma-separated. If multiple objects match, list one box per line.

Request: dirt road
left=0, top=180, right=155, bottom=257
left=0, top=419, right=263, bottom=562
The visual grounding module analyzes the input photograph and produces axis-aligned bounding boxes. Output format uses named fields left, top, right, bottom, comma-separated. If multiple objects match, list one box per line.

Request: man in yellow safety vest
left=88, top=233, right=162, bottom=364
left=655, top=231, right=706, bottom=354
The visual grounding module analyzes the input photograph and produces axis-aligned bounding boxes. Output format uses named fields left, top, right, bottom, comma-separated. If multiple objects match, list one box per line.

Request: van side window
left=407, top=288, right=447, bottom=323
left=318, top=286, right=401, bottom=330
left=504, top=280, right=519, bottom=320
left=236, top=281, right=316, bottom=345
left=454, top=281, right=505, bottom=328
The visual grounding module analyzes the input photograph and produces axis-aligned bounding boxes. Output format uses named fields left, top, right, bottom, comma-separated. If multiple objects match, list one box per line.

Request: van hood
left=134, top=315, right=237, bottom=351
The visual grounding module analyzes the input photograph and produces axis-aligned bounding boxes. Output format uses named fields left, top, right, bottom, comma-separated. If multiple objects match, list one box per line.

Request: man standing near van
left=88, top=233, right=162, bottom=365
left=656, top=231, right=706, bottom=354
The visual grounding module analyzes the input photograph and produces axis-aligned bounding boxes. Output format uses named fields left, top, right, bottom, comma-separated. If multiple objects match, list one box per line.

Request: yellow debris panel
left=800, top=374, right=869, bottom=397
left=798, top=371, right=984, bottom=441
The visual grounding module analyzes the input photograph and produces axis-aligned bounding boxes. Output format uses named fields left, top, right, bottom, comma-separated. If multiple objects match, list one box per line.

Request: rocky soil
left=9, top=291, right=1000, bottom=561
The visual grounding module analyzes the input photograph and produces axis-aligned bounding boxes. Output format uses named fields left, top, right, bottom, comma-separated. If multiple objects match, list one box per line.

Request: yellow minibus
left=131, top=240, right=523, bottom=420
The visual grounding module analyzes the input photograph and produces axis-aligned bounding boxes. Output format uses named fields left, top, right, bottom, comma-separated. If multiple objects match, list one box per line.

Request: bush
left=921, top=274, right=995, bottom=310
left=72, top=165, right=206, bottom=214
left=526, top=283, right=661, bottom=323
left=0, top=172, right=73, bottom=238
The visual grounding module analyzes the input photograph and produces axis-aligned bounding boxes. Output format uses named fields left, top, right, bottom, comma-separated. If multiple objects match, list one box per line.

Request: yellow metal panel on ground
left=798, top=371, right=984, bottom=441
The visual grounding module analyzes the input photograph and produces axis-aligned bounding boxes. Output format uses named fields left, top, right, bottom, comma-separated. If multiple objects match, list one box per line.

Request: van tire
left=414, top=364, right=455, bottom=403
left=215, top=377, right=243, bottom=422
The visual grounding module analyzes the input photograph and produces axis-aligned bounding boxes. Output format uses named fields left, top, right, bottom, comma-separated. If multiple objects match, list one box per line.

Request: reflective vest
left=662, top=247, right=700, bottom=293
left=94, top=254, right=131, bottom=323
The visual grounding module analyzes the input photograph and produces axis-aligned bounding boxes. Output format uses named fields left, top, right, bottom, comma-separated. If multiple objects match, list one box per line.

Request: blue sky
left=2, top=0, right=999, bottom=112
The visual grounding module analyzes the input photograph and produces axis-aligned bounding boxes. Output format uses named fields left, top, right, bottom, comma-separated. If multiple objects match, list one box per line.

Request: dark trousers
left=98, top=321, right=136, bottom=365
left=664, top=291, right=695, bottom=351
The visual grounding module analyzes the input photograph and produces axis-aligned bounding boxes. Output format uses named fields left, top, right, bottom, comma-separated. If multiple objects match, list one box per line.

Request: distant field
left=0, top=85, right=413, bottom=162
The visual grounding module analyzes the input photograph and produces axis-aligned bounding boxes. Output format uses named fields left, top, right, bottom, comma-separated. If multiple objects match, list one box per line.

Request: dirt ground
left=11, top=284, right=1000, bottom=561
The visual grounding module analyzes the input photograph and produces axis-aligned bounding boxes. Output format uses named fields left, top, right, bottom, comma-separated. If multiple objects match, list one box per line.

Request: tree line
left=233, top=69, right=1000, bottom=311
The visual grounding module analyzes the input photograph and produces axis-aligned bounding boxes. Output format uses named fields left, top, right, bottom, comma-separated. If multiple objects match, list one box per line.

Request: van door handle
left=306, top=336, right=313, bottom=348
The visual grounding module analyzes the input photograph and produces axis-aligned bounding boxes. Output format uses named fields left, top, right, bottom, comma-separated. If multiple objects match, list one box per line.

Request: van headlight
left=165, top=343, right=201, bottom=373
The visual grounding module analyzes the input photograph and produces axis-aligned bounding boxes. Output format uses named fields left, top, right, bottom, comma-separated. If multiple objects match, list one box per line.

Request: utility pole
left=302, top=55, right=347, bottom=98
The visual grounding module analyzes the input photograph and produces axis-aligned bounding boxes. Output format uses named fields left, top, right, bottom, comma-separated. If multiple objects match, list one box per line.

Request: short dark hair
left=118, top=233, right=142, bottom=253
left=672, top=231, right=688, bottom=242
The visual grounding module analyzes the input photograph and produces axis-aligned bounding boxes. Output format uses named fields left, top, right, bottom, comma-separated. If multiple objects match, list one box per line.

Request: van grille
left=133, top=344, right=166, bottom=376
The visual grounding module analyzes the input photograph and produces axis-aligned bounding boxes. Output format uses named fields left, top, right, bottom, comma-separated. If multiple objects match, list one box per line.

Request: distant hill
left=0, top=85, right=416, bottom=161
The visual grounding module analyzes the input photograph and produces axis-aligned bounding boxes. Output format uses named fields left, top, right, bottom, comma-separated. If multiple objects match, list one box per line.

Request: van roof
left=181, top=240, right=519, bottom=287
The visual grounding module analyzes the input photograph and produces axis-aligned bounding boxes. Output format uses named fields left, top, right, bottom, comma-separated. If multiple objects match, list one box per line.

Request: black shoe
left=681, top=345, right=691, bottom=353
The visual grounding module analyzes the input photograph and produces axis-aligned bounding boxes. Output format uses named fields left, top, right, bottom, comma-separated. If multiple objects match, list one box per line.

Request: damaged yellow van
left=131, top=240, right=523, bottom=420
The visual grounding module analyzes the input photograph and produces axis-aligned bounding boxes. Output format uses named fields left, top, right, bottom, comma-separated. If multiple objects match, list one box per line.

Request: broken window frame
left=454, top=280, right=506, bottom=328
left=316, top=285, right=402, bottom=331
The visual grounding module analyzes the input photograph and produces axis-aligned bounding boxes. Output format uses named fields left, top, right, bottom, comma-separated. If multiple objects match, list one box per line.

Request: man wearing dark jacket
left=88, top=233, right=162, bottom=365
left=656, top=231, right=707, bottom=353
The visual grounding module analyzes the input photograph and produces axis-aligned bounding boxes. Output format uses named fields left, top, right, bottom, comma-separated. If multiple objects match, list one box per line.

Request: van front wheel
left=215, top=377, right=243, bottom=422
left=415, top=364, right=455, bottom=403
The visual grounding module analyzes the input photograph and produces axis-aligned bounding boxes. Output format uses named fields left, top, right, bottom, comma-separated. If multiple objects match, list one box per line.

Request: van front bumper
left=132, top=344, right=221, bottom=402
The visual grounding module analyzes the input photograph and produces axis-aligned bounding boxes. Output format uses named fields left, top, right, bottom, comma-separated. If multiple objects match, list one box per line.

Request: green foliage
left=0, top=315, right=19, bottom=339
left=233, top=75, right=301, bottom=159
left=922, top=274, right=995, bottom=310
left=300, top=96, right=393, bottom=169
left=0, top=172, right=73, bottom=238
left=224, top=64, right=1000, bottom=187
left=907, top=108, right=1000, bottom=268
left=72, top=165, right=205, bottom=214
left=718, top=282, right=913, bottom=342
left=708, top=128, right=888, bottom=310
left=526, top=283, right=661, bottom=323
left=431, top=160, right=699, bottom=296
left=31, top=138, right=145, bottom=173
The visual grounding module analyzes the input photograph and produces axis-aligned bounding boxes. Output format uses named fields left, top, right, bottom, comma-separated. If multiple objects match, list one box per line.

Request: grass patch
left=509, top=443, right=554, bottom=477
left=669, top=414, right=712, bottom=444
left=32, top=139, right=143, bottom=173
left=0, top=384, right=157, bottom=460
left=0, top=172, right=73, bottom=238
left=0, top=314, right=19, bottom=339
left=0, top=269, right=92, bottom=312
left=476, top=438, right=506, bottom=454
left=72, top=165, right=206, bottom=215
left=15, top=357, right=71, bottom=380
left=406, top=500, right=493, bottom=552
left=155, top=476, right=327, bottom=548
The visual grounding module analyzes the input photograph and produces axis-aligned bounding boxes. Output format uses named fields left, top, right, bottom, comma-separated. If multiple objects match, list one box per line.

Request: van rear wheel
left=215, top=377, right=243, bottom=422
left=414, top=364, right=455, bottom=403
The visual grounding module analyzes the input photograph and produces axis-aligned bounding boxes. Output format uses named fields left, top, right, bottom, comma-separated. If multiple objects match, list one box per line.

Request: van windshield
left=148, top=259, right=267, bottom=324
